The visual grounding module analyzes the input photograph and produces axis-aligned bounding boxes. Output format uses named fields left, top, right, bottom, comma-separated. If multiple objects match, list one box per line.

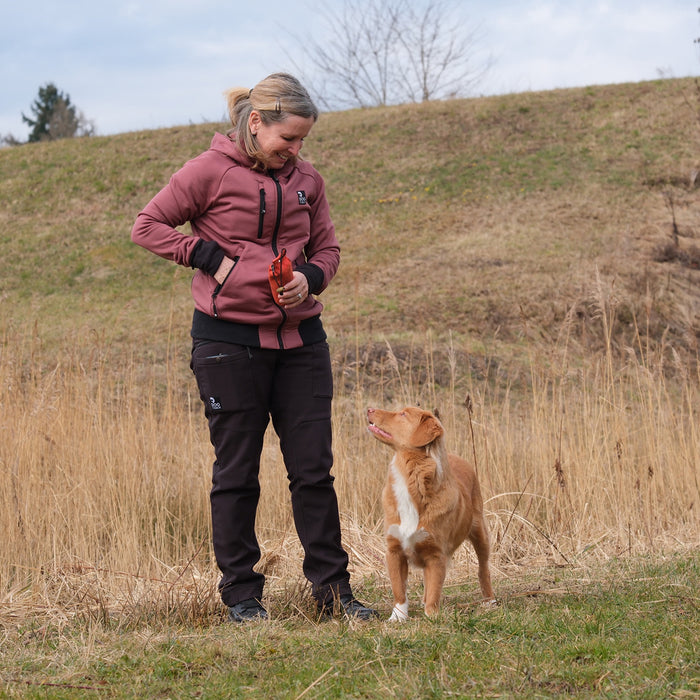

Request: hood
left=209, top=132, right=296, bottom=177
left=210, top=132, right=252, bottom=166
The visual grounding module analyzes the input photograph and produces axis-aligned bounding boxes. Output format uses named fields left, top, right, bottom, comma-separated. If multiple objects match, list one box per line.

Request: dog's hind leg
left=386, top=536, right=409, bottom=621
left=469, top=518, right=495, bottom=600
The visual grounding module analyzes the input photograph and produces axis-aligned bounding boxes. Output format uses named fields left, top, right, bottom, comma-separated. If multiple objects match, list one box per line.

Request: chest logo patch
left=297, top=190, right=307, bottom=205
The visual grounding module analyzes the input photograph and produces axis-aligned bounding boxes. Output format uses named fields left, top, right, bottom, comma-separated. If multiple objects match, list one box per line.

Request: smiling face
left=249, top=111, right=315, bottom=169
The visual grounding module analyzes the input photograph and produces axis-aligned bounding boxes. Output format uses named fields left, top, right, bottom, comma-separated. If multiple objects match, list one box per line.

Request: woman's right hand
left=214, top=256, right=235, bottom=285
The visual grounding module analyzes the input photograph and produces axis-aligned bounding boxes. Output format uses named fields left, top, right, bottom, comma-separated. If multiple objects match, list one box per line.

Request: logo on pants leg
left=208, top=396, right=222, bottom=411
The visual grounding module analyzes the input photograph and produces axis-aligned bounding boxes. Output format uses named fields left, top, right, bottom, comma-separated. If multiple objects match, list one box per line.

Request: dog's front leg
left=386, top=534, right=409, bottom=621
left=422, top=555, right=447, bottom=616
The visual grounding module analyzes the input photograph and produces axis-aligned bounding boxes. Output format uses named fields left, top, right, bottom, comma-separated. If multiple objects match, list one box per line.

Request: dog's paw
left=388, top=601, right=409, bottom=622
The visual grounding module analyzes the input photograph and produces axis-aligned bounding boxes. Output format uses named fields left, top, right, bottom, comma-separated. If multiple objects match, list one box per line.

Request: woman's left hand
left=278, top=271, right=309, bottom=308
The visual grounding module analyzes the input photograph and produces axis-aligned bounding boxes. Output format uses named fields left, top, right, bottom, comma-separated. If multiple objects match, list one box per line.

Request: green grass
left=1, top=555, right=698, bottom=698
left=2, top=78, right=699, bottom=371
left=1, top=77, right=699, bottom=698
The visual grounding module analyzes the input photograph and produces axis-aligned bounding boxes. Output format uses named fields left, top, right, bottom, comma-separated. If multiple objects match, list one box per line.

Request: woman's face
left=249, top=112, right=315, bottom=169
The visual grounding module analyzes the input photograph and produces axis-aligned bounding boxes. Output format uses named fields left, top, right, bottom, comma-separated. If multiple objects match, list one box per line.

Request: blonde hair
left=225, top=73, right=319, bottom=171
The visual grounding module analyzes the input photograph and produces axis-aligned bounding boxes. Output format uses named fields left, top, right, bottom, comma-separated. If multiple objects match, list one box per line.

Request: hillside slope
left=1, top=78, right=698, bottom=377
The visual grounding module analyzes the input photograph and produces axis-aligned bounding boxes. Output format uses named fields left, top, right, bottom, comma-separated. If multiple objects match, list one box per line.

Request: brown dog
left=367, top=406, right=495, bottom=620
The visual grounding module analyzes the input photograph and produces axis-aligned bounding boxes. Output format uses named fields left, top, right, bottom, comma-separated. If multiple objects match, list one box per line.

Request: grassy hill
left=1, top=79, right=699, bottom=699
left=1, top=78, right=698, bottom=386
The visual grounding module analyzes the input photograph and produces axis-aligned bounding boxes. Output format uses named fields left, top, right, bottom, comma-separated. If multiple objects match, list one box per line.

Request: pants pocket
left=191, top=341, right=257, bottom=416
left=311, top=342, right=333, bottom=399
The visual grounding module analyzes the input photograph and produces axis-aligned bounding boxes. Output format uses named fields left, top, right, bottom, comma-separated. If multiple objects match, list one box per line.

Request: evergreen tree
left=22, top=83, right=79, bottom=142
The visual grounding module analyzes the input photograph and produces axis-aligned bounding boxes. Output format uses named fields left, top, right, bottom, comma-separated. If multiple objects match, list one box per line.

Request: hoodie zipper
left=255, top=174, right=287, bottom=348
left=271, top=173, right=283, bottom=256
left=270, top=173, right=286, bottom=348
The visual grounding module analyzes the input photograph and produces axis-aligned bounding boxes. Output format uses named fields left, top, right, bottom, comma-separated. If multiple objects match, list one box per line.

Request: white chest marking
left=388, top=458, right=427, bottom=551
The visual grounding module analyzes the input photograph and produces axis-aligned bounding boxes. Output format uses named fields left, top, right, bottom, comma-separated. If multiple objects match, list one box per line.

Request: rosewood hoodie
left=131, top=132, right=340, bottom=349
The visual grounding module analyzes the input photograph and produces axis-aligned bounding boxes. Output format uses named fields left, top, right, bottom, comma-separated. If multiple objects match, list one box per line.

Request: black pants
left=190, top=339, right=351, bottom=607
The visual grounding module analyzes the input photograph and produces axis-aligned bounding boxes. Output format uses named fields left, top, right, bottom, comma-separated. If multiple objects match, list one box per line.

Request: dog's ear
left=413, top=412, right=444, bottom=447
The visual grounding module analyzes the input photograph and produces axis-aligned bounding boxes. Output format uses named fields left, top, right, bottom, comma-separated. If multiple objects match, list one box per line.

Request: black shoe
left=319, top=594, right=379, bottom=621
left=228, top=598, right=268, bottom=623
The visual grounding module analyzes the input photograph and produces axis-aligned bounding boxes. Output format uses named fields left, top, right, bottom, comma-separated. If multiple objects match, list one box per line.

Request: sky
left=1, top=0, right=699, bottom=140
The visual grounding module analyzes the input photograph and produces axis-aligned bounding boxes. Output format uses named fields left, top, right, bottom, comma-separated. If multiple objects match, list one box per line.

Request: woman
left=132, top=73, right=377, bottom=623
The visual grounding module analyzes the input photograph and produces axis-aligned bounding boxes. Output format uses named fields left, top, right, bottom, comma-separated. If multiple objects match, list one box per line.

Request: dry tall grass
left=3, top=80, right=699, bottom=637
left=1, top=308, right=698, bottom=625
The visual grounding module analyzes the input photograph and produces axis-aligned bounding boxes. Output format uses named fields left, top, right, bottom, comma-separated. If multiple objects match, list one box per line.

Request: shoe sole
left=228, top=613, right=268, bottom=623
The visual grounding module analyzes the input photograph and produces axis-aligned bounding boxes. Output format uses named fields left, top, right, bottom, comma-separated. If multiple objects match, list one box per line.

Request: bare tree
left=46, top=99, right=80, bottom=139
left=393, top=0, right=489, bottom=102
left=49, top=103, right=96, bottom=139
left=300, top=0, right=401, bottom=109
left=296, top=0, right=490, bottom=109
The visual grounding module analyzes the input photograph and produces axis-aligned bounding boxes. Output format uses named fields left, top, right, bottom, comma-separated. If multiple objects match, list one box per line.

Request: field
left=0, top=78, right=699, bottom=697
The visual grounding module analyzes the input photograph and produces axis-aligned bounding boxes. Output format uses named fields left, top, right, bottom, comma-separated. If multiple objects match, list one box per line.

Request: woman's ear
left=249, top=110, right=261, bottom=136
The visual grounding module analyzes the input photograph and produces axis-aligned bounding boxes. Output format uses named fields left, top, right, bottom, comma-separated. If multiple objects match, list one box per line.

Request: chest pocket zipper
left=257, top=188, right=266, bottom=239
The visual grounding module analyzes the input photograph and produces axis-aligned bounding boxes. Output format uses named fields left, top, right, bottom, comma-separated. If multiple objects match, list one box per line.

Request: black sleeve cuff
left=296, top=262, right=324, bottom=294
left=189, top=239, right=226, bottom=276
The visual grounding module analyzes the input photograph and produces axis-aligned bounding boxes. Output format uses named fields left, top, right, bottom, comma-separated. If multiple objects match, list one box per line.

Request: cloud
left=0, top=1, right=296, bottom=136
left=1, top=0, right=698, bottom=139
left=479, top=0, right=698, bottom=94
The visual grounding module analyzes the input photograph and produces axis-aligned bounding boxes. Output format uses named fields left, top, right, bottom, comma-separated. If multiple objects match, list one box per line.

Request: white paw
left=388, top=601, right=409, bottom=622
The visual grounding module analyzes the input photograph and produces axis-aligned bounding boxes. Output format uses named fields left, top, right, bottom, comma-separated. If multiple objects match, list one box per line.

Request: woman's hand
left=214, top=256, right=235, bottom=285
left=277, top=271, right=309, bottom=308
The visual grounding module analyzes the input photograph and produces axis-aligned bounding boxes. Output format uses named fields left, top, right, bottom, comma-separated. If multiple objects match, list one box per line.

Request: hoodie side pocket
left=211, top=255, right=240, bottom=318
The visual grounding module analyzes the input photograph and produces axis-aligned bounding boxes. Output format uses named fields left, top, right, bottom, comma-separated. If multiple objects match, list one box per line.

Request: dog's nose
left=367, top=408, right=375, bottom=418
